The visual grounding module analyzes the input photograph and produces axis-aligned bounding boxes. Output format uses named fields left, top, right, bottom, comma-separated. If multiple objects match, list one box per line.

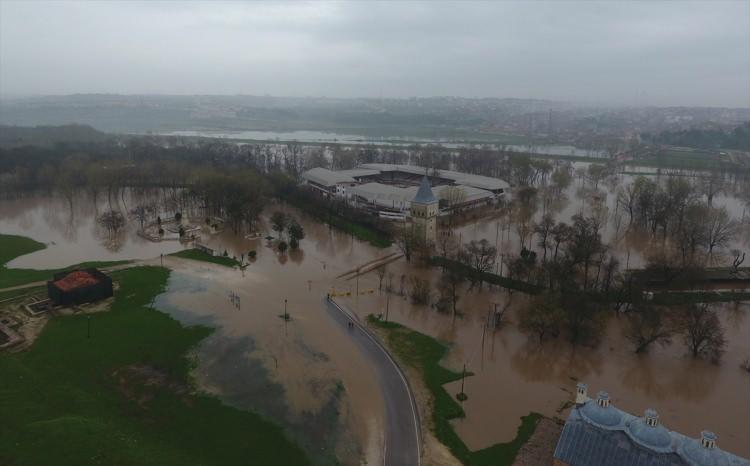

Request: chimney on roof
left=596, top=391, right=611, bottom=408
left=700, top=431, right=717, bottom=449
left=575, top=383, right=588, bottom=404
left=644, top=409, right=659, bottom=427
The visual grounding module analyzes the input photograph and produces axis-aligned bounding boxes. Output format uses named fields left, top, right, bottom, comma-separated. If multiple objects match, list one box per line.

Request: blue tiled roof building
left=553, top=384, right=750, bottom=466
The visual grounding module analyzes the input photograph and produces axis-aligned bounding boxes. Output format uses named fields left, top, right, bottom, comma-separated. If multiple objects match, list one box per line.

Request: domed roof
left=679, top=432, right=729, bottom=466
left=626, top=411, right=673, bottom=453
left=579, top=392, right=623, bottom=429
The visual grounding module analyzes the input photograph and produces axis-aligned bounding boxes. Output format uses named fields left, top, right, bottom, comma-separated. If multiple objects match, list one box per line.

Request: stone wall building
left=410, top=175, right=439, bottom=243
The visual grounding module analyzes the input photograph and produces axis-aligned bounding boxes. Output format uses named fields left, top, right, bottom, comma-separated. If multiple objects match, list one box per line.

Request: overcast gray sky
left=1, top=0, right=748, bottom=107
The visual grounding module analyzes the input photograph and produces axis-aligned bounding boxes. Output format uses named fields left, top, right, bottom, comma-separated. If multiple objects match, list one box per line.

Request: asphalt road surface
left=325, top=298, right=421, bottom=466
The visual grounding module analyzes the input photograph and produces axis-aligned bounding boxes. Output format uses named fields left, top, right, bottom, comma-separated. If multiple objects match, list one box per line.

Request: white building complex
left=301, top=164, right=510, bottom=222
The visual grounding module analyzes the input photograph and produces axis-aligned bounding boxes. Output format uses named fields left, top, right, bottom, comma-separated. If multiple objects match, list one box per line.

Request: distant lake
left=159, top=129, right=608, bottom=158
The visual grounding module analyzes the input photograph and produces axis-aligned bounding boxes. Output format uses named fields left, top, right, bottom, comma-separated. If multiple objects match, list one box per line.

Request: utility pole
left=459, top=363, right=467, bottom=401
left=284, top=299, right=289, bottom=336
left=385, top=293, right=390, bottom=322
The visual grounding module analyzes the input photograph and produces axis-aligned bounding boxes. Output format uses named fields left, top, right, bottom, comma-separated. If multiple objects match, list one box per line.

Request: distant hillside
left=0, top=124, right=110, bottom=147
left=642, top=122, right=750, bottom=151
left=1, top=94, right=748, bottom=142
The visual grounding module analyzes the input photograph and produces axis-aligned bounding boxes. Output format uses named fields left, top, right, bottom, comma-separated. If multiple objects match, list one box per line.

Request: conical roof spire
left=413, top=175, right=437, bottom=204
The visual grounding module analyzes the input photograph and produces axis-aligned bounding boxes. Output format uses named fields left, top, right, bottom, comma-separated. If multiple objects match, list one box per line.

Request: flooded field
left=1, top=170, right=749, bottom=461
left=337, top=280, right=750, bottom=456
left=0, top=194, right=186, bottom=268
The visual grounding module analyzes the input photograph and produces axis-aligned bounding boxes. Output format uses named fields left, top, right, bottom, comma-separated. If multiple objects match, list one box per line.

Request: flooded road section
left=2, top=172, right=749, bottom=461
left=336, top=259, right=750, bottom=457
left=1, top=195, right=391, bottom=465
left=147, top=211, right=397, bottom=466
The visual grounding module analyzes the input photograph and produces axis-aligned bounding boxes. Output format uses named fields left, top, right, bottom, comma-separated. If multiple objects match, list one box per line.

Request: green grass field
left=368, top=316, right=540, bottom=466
left=170, top=248, right=240, bottom=267
left=0, top=234, right=128, bottom=289
left=0, top=266, right=311, bottom=466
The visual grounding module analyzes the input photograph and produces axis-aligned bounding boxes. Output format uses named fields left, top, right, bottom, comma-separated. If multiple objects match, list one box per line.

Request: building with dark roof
left=553, top=383, right=750, bottom=466
left=47, top=268, right=113, bottom=306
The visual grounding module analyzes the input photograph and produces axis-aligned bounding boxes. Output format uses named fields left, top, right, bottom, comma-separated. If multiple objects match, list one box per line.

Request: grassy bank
left=0, top=234, right=128, bottom=289
left=170, top=248, right=240, bottom=268
left=368, top=316, right=541, bottom=466
left=0, top=266, right=310, bottom=466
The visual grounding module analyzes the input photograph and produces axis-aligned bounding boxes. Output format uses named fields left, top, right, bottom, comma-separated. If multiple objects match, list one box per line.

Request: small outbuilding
left=47, top=268, right=113, bottom=306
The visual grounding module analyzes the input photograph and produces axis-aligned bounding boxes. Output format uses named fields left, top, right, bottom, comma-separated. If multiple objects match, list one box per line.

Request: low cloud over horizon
left=1, top=1, right=748, bottom=107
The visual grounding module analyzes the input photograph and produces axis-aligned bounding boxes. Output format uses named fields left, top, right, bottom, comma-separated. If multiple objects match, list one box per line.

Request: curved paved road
left=325, top=298, right=421, bottom=466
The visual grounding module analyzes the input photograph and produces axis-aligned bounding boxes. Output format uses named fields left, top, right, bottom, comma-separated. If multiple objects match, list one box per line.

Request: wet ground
left=1, top=172, right=749, bottom=460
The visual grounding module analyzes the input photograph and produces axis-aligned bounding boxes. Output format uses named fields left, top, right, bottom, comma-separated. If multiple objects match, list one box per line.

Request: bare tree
left=675, top=303, right=726, bottom=363
left=462, top=239, right=497, bottom=288
left=624, top=305, right=673, bottom=353
left=376, top=266, right=387, bottom=291
left=442, top=186, right=467, bottom=227
left=533, top=214, right=554, bottom=263
left=437, top=232, right=459, bottom=262
left=703, top=206, right=737, bottom=260
left=730, top=249, right=746, bottom=273
left=409, top=276, right=431, bottom=305
left=700, top=172, right=723, bottom=206
left=438, top=264, right=465, bottom=318
left=98, top=210, right=126, bottom=238
left=518, top=292, right=564, bottom=342
left=394, top=224, right=422, bottom=262
left=130, top=203, right=153, bottom=230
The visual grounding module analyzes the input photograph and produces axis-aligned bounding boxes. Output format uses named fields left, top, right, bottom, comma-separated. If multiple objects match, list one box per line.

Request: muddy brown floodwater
left=337, top=261, right=750, bottom=457
left=0, top=194, right=187, bottom=268
left=2, top=172, right=749, bottom=462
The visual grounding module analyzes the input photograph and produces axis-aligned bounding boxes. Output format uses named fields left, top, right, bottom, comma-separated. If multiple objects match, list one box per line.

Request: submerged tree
left=703, top=206, right=738, bottom=260
left=624, top=305, right=673, bottom=353
left=287, top=220, right=305, bottom=249
left=271, top=211, right=289, bottom=239
left=409, top=276, right=431, bottom=306
left=438, top=263, right=466, bottom=318
left=98, top=210, right=126, bottom=238
left=394, top=224, right=423, bottom=262
left=462, top=239, right=497, bottom=288
left=376, top=265, right=387, bottom=291
left=675, top=303, right=726, bottom=363
left=518, top=292, right=565, bottom=342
